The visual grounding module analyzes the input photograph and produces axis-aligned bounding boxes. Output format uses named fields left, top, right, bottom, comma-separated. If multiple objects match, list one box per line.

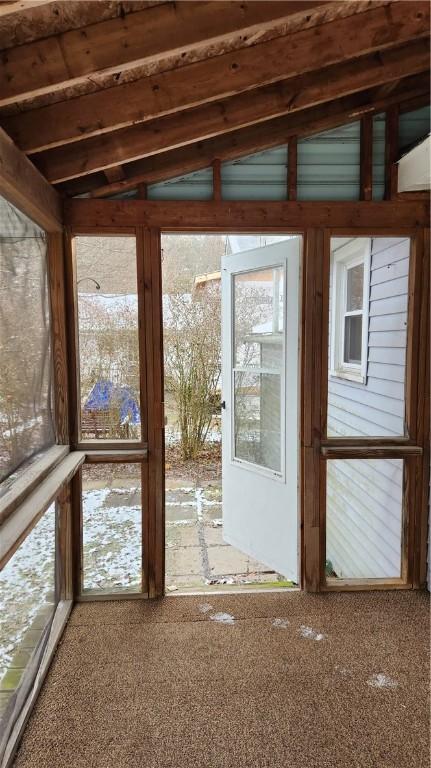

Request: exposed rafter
left=32, top=40, right=430, bottom=183
left=2, top=0, right=429, bottom=153
left=0, top=126, right=61, bottom=230
left=57, top=76, right=429, bottom=199
left=0, top=1, right=329, bottom=107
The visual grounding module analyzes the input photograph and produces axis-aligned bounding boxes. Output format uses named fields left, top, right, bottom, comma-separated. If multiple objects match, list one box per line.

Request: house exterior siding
left=326, top=237, right=410, bottom=579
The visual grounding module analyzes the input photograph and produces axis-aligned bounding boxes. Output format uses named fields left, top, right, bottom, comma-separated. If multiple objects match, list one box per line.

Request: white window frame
left=330, top=238, right=371, bottom=384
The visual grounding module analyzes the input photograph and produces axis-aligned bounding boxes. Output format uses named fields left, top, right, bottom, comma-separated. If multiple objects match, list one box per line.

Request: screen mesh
left=0, top=196, right=54, bottom=488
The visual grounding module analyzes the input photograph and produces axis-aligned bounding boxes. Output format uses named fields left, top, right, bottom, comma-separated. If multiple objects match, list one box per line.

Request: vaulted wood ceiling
left=0, top=0, right=429, bottom=198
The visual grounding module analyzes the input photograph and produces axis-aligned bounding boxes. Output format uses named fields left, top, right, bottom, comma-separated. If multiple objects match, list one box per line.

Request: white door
left=221, top=239, right=300, bottom=581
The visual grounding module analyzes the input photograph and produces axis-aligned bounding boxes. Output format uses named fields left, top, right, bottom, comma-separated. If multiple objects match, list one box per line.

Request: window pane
left=234, top=267, right=284, bottom=369
left=75, top=236, right=141, bottom=441
left=234, top=371, right=281, bottom=473
left=346, top=263, right=363, bottom=311
left=343, top=315, right=362, bottom=364
left=326, top=459, right=403, bottom=579
left=82, top=463, right=142, bottom=594
left=0, top=196, right=54, bottom=487
left=328, top=236, right=409, bottom=437
left=0, top=502, right=56, bottom=727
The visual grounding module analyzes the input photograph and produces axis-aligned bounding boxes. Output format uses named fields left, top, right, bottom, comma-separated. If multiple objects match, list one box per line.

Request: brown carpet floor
left=13, top=591, right=430, bottom=768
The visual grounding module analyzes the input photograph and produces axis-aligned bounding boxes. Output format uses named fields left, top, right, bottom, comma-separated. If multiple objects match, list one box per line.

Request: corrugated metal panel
left=221, top=146, right=288, bottom=201
left=372, top=113, right=385, bottom=201
left=399, top=105, right=430, bottom=152
left=148, top=167, right=213, bottom=200
left=297, top=121, right=361, bottom=200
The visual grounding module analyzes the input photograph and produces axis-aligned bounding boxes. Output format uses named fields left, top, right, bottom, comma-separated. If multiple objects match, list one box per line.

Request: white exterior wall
left=327, top=237, right=410, bottom=579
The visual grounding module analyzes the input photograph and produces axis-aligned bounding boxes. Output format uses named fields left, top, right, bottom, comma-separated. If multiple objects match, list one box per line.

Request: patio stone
left=166, top=523, right=200, bottom=548
left=166, top=546, right=203, bottom=577
left=207, top=545, right=270, bottom=577
left=165, top=504, right=198, bottom=522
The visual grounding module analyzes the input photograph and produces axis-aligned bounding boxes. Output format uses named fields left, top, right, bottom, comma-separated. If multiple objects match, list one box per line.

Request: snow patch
left=198, top=603, right=213, bottom=614
left=367, top=673, right=398, bottom=689
left=272, top=618, right=290, bottom=629
left=299, top=625, right=325, bottom=641
left=210, top=612, right=235, bottom=624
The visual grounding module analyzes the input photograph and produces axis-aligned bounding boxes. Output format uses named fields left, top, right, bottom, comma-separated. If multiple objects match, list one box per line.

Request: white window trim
left=330, top=238, right=371, bottom=384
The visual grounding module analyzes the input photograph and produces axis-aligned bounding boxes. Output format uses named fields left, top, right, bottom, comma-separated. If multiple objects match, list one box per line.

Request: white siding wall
left=327, top=237, right=410, bottom=579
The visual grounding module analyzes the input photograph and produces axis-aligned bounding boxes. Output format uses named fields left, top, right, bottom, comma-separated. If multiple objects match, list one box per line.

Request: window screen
left=0, top=196, right=54, bottom=489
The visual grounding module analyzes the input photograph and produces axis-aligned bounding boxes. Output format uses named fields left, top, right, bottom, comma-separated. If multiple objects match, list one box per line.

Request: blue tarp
left=84, top=380, right=140, bottom=425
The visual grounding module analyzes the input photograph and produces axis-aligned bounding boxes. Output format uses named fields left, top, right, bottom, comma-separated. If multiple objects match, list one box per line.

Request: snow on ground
left=82, top=488, right=142, bottom=593
left=0, top=504, right=56, bottom=683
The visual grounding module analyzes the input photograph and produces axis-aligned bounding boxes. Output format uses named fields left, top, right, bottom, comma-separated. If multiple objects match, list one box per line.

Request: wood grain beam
left=104, top=165, right=125, bottom=183
left=0, top=1, right=52, bottom=17
left=0, top=126, right=61, bottom=230
left=57, top=75, right=429, bottom=199
left=385, top=104, right=399, bottom=199
left=3, top=1, right=429, bottom=153
left=0, top=1, right=328, bottom=107
left=288, top=137, right=298, bottom=201
left=64, top=199, right=430, bottom=231
left=360, top=115, right=373, bottom=200
left=32, top=39, right=430, bottom=183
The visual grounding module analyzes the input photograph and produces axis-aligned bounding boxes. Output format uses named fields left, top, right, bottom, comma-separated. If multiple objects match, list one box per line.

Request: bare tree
left=164, top=284, right=221, bottom=460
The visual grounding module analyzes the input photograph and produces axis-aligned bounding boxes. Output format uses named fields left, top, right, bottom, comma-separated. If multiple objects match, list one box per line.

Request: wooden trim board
left=0, top=452, right=85, bottom=570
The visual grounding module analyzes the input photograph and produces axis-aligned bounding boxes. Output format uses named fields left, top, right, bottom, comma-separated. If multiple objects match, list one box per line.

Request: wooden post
left=142, top=227, right=165, bottom=598
left=212, top=158, right=222, bottom=201
left=287, top=137, right=297, bottom=201
left=137, top=182, right=147, bottom=199
left=47, top=233, right=69, bottom=445
left=385, top=105, right=399, bottom=200
left=360, top=115, right=373, bottom=201
left=302, top=228, right=325, bottom=592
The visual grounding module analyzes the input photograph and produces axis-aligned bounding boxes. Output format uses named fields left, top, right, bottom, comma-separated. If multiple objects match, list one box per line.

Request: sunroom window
left=330, top=239, right=370, bottom=383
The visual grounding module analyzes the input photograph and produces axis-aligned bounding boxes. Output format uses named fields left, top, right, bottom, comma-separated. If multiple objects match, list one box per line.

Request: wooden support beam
left=0, top=1, right=52, bottom=17
left=47, top=233, right=69, bottom=444
left=4, top=1, right=429, bottom=153
left=0, top=1, right=329, bottom=107
left=212, top=159, right=222, bottom=201
left=59, top=76, right=430, bottom=199
left=37, top=38, right=431, bottom=183
left=360, top=114, right=373, bottom=200
left=0, top=127, right=61, bottom=231
left=137, top=183, right=147, bottom=200
left=288, top=137, right=297, bottom=201
left=64, top=199, right=430, bottom=231
left=385, top=104, right=399, bottom=199
left=140, top=227, right=164, bottom=598
left=104, top=165, right=126, bottom=184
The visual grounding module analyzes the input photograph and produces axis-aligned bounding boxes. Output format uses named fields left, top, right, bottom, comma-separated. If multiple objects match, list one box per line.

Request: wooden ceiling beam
left=57, top=75, right=429, bottom=199
left=104, top=165, right=126, bottom=184
left=64, top=198, right=429, bottom=230
left=33, top=40, right=430, bottom=183
left=0, top=1, right=52, bottom=17
left=0, top=126, right=61, bottom=231
left=0, top=1, right=329, bottom=107
left=3, top=0, right=428, bottom=153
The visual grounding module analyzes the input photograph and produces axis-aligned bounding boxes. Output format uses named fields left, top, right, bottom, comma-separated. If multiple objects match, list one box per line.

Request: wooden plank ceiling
left=0, top=0, right=429, bottom=198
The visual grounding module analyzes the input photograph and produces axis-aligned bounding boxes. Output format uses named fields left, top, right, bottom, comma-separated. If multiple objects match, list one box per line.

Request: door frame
left=64, top=200, right=429, bottom=597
